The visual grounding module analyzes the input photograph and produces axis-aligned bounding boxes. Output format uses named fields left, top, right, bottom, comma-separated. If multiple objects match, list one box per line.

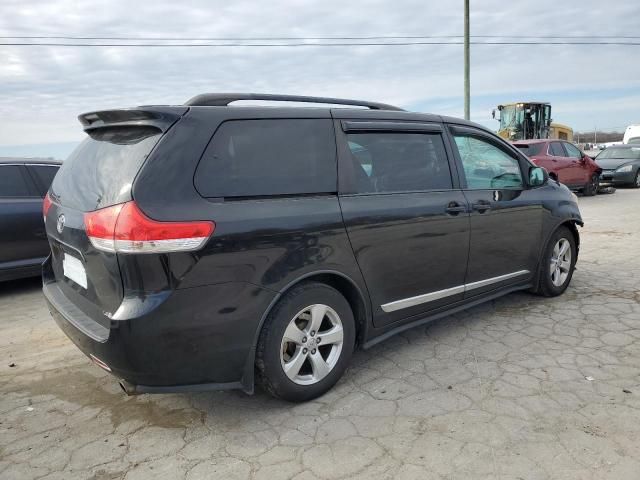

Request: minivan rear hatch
left=46, top=107, right=186, bottom=319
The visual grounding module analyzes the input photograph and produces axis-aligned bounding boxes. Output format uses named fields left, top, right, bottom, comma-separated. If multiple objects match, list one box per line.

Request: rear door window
left=0, top=165, right=32, bottom=198
left=345, top=132, right=452, bottom=193
left=514, top=143, right=544, bottom=156
left=549, top=142, right=566, bottom=157
left=195, top=119, right=336, bottom=198
left=51, top=126, right=162, bottom=211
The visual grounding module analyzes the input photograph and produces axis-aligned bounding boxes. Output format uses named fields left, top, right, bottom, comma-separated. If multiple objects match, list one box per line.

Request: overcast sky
left=1, top=0, right=639, bottom=158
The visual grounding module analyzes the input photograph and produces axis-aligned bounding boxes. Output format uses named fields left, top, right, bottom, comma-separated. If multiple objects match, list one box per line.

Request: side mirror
left=529, top=166, right=548, bottom=187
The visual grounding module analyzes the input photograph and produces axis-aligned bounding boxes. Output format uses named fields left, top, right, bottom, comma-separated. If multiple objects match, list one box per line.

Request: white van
left=623, top=125, right=640, bottom=144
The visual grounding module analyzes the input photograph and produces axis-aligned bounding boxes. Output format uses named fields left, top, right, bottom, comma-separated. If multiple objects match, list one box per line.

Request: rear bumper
left=43, top=263, right=276, bottom=393
left=599, top=170, right=636, bottom=186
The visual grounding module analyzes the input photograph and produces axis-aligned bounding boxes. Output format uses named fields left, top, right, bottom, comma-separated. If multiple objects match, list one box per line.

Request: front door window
left=453, top=135, right=523, bottom=190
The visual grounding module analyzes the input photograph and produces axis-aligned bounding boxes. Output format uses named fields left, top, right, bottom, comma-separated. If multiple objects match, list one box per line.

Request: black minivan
left=44, top=94, right=583, bottom=402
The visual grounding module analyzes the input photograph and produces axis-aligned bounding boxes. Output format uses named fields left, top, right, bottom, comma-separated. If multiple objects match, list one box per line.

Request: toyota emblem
left=56, top=214, right=66, bottom=234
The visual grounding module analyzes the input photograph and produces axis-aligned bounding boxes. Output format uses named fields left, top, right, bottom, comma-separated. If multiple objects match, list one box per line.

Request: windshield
left=597, top=147, right=640, bottom=160
left=499, top=105, right=522, bottom=131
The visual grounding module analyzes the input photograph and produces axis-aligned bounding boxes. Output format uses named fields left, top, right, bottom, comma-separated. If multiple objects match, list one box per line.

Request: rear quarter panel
left=131, top=106, right=369, bottom=295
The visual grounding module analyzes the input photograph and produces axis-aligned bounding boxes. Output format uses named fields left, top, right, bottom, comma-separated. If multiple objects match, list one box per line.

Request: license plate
left=63, top=253, right=87, bottom=289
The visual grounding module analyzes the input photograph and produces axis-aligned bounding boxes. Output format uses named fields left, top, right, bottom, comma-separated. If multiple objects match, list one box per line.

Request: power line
left=2, top=34, right=640, bottom=40
left=1, top=41, right=639, bottom=47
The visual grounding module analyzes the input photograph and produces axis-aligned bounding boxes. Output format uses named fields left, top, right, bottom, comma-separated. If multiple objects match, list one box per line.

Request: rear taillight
left=43, top=192, right=53, bottom=222
left=84, top=201, right=214, bottom=254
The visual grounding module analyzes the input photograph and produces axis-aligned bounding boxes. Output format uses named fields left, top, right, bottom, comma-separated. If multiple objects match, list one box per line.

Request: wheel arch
left=530, top=219, right=581, bottom=295
left=240, top=270, right=372, bottom=393
left=633, top=165, right=640, bottom=186
left=542, top=219, right=581, bottom=259
left=563, top=220, right=581, bottom=251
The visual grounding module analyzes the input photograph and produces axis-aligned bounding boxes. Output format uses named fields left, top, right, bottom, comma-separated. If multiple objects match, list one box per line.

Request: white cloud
left=0, top=0, right=639, bottom=146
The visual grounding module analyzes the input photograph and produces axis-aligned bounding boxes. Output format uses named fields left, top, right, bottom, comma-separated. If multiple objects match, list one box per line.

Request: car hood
left=596, top=158, right=638, bottom=169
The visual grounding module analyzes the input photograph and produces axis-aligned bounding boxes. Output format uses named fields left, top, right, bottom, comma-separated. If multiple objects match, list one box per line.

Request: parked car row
left=513, top=139, right=640, bottom=193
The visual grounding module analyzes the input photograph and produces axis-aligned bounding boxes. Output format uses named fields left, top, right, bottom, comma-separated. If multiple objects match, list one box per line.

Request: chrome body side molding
left=464, top=270, right=531, bottom=292
left=381, top=270, right=530, bottom=313
left=381, top=285, right=465, bottom=313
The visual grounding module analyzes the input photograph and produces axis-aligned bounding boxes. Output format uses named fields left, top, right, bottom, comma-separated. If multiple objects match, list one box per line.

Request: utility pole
left=464, top=0, right=470, bottom=120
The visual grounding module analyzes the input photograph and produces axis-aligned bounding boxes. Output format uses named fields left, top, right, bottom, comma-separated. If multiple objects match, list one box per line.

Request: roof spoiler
left=78, top=107, right=188, bottom=132
left=185, top=93, right=404, bottom=111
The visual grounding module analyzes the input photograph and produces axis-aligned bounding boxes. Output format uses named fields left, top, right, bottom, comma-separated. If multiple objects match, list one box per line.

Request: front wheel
left=632, top=170, right=640, bottom=189
left=255, top=282, right=355, bottom=402
left=532, top=226, right=577, bottom=297
left=583, top=173, right=599, bottom=196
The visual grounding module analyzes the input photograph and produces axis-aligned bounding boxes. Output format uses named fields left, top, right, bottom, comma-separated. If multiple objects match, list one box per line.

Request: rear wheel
left=256, top=282, right=355, bottom=402
left=632, top=170, right=640, bottom=188
left=532, top=226, right=577, bottom=297
left=583, top=173, right=599, bottom=196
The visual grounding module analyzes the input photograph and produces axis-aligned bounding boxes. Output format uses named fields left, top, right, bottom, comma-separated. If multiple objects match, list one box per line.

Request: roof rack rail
left=184, top=93, right=404, bottom=111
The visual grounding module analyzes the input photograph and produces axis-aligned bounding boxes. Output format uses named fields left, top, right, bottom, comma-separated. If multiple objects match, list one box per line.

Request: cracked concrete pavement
left=1, top=189, right=640, bottom=480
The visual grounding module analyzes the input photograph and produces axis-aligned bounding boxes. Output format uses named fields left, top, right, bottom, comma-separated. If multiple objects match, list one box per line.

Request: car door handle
left=472, top=201, right=492, bottom=212
left=445, top=202, right=467, bottom=215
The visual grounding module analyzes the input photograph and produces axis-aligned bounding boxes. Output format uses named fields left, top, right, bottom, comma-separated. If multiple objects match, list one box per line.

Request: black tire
left=255, top=282, right=355, bottom=402
left=532, top=226, right=577, bottom=297
left=632, top=170, right=640, bottom=189
left=583, top=173, right=599, bottom=196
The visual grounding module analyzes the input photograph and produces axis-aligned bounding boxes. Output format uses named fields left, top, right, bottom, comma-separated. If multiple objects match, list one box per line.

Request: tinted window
left=563, top=142, right=583, bottom=159
left=549, top=142, right=565, bottom=156
left=345, top=133, right=452, bottom=193
left=51, top=127, right=161, bottom=211
left=0, top=165, right=31, bottom=198
left=514, top=143, right=545, bottom=156
left=453, top=134, right=523, bottom=189
left=195, top=119, right=336, bottom=198
left=29, top=165, right=59, bottom=196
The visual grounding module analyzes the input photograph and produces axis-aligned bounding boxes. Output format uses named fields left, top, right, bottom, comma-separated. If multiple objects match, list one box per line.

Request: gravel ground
left=1, top=188, right=639, bottom=480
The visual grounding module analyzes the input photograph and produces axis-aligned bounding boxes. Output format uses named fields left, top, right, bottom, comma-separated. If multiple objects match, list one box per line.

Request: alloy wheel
left=280, top=304, right=344, bottom=385
left=550, top=238, right=572, bottom=287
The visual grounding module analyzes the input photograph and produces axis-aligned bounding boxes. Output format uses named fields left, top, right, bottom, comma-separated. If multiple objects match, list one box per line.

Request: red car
left=513, top=140, right=601, bottom=196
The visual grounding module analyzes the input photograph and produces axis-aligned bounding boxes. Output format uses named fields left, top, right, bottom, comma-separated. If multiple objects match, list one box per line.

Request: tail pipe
left=119, top=379, right=142, bottom=396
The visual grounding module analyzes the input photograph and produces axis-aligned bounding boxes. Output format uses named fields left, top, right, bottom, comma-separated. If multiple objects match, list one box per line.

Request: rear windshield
left=514, top=143, right=545, bottom=156
left=195, top=119, right=336, bottom=198
left=51, top=126, right=161, bottom=211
